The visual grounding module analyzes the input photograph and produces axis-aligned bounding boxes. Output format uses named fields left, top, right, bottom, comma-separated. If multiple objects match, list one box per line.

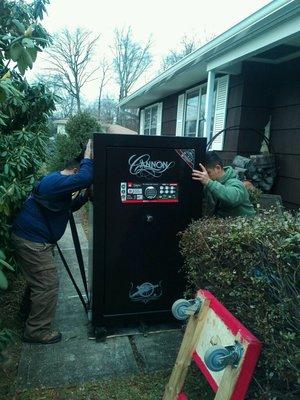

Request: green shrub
left=47, top=111, right=101, bottom=171
left=180, top=210, right=299, bottom=399
left=0, top=0, right=56, bottom=290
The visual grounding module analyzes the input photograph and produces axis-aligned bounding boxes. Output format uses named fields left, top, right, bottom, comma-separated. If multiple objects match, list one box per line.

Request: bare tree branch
left=111, top=26, right=152, bottom=102
left=160, top=31, right=216, bottom=71
left=97, top=58, right=112, bottom=119
left=44, top=28, right=100, bottom=112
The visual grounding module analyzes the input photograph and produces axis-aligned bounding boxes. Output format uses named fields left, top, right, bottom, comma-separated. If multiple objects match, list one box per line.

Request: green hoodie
left=204, top=166, right=255, bottom=218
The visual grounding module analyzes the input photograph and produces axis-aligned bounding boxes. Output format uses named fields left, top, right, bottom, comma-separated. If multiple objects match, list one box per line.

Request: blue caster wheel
left=171, top=299, right=191, bottom=320
left=204, top=345, right=230, bottom=372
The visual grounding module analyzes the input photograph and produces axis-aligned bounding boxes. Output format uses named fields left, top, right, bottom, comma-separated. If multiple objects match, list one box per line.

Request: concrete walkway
left=16, top=216, right=182, bottom=389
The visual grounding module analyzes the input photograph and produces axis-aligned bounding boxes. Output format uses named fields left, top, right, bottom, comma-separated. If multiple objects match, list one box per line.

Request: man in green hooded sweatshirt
left=192, top=151, right=255, bottom=218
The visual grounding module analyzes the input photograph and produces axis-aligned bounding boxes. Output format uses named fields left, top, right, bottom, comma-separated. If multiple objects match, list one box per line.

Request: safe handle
left=146, top=214, right=154, bottom=223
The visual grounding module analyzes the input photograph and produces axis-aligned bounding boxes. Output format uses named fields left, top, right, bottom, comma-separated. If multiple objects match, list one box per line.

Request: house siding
left=161, top=93, right=179, bottom=136
left=218, top=59, right=300, bottom=208
left=269, top=58, right=300, bottom=209
left=138, top=58, right=300, bottom=208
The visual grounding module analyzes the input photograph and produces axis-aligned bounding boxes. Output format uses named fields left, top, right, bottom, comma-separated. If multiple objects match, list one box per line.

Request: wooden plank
left=162, top=298, right=211, bottom=400
left=214, top=335, right=247, bottom=400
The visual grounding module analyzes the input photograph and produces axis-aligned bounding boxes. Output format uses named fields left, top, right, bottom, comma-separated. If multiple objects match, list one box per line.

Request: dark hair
left=205, top=151, right=224, bottom=168
left=64, top=158, right=80, bottom=170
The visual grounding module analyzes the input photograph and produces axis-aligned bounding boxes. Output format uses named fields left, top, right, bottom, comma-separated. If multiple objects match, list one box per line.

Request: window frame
left=182, top=83, right=207, bottom=138
left=140, top=102, right=161, bottom=136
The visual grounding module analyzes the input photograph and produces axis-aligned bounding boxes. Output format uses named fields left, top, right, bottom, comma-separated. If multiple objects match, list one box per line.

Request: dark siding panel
left=276, top=155, right=300, bottom=179
left=226, top=106, right=242, bottom=128
left=270, top=129, right=300, bottom=155
left=227, top=83, right=243, bottom=109
left=217, top=151, right=237, bottom=166
left=271, top=104, right=300, bottom=129
left=283, top=201, right=300, bottom=210
left=268, top=58, right=300, bottom=207
left=271, top=80, right=300, bottom=107
left=162, top=121, right=176, bottom=136
left=223, top=128, right=239, bottom=152
left=224, top=59, right=300, bottom=208
left=163, top=105, right=177, bottom=122
left=272, top=177, right=300, bottom=206
left=237, top=129, right=265, bottom=153
left=161, top=94, right=178, bottom=136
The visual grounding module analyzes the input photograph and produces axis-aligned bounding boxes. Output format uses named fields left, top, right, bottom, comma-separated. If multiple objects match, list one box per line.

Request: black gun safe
left=89, top=134, right=206, bottom=328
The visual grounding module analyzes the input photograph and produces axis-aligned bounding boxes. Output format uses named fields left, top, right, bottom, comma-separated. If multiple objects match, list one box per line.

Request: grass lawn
left=0, top=273, right=213, bottom=400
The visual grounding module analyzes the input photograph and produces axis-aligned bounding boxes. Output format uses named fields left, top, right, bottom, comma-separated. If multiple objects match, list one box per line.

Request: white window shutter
left=156, top=102, right=163, bottom=136
left=139, top=109, right=145, bottom=135
left=211, top=75, right=229, bottom=150
left=176, top=94, right=185, bottom=136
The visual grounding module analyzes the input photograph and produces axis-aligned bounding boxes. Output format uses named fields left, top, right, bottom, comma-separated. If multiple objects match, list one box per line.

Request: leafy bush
left=0, top=0, right=56, bottom=290
left=47, top=111, right=101, bottom=171
left=180, top=210, right=299, bottom=399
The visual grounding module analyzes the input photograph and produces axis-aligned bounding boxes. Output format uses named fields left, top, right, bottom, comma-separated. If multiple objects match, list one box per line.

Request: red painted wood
left=192, top=290, right=262, bottom=400
left=193, top=351, right=218, bottom=392
left=177, top=393, right=188, bottom=400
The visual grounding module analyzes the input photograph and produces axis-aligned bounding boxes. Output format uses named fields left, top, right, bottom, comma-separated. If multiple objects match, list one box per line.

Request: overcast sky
left=31, top=0, right=272, bottom=102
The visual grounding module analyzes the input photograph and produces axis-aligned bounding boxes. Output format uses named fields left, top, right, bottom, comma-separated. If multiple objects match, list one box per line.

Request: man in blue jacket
left=12, top=140, right=93, bottom=344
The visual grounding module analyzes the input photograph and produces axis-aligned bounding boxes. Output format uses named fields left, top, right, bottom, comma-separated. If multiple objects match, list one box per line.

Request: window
left=139, top=103, right=162, bottom=135
left=176, top=75, right=229, bottom=149
left=183, top=85, right=207, bottom=138
left=144, top=105, right=158, bottom=135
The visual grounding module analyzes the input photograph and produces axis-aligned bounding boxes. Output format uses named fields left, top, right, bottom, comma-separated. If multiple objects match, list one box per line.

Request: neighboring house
left=53, top=119, right=68, bottom=136
left=53, top=119, right=137, bottom=136
left=119, top=0, right=300, bottom=209
left=103, top=123, right=137, bottom=135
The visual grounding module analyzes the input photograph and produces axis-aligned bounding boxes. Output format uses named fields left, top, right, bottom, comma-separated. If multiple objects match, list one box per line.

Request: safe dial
left=144, top=186, right=157, bottom=199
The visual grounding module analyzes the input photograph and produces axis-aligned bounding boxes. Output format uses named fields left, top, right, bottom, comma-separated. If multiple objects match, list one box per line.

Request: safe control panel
left=120, top=182, right=179, bottom=203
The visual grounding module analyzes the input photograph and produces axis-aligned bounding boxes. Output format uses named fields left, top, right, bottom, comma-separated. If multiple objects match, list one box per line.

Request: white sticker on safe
left=129, top=281, right=163, bottom=303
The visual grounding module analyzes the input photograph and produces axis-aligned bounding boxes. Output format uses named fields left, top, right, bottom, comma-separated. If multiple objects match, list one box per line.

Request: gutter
left=119, top=0, right=297, bottom=108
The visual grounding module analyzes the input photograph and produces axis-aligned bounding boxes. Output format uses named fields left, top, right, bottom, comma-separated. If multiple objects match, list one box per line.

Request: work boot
left=23, top=330, right=62, bottom=345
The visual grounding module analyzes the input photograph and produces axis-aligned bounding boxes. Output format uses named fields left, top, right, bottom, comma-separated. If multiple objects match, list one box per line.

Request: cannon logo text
left=128, top=154, right=175, bottom=178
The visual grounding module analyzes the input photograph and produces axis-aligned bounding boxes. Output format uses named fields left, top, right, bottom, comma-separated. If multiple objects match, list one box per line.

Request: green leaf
left=0, top=259, right=14, bottom=271
left=4, top=164, right=9, bottom=174
left=26, top=47, right=38, bottom=62
left=22, top=38, right=35, bottom=48
left=17, top=49, right=33, bottom=74
left=0, top=87, right=7, bottom=102
left=0, top=250, right=5, bottom=260
left=10, top=43, right=23, bottom=62
left=0, top=269, right=8, bottom=290
left=12, top=19, right=25, bottom=34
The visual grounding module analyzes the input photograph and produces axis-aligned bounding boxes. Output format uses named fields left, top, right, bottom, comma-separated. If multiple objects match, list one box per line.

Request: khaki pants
left=11, top=233, right=58, bottom=339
